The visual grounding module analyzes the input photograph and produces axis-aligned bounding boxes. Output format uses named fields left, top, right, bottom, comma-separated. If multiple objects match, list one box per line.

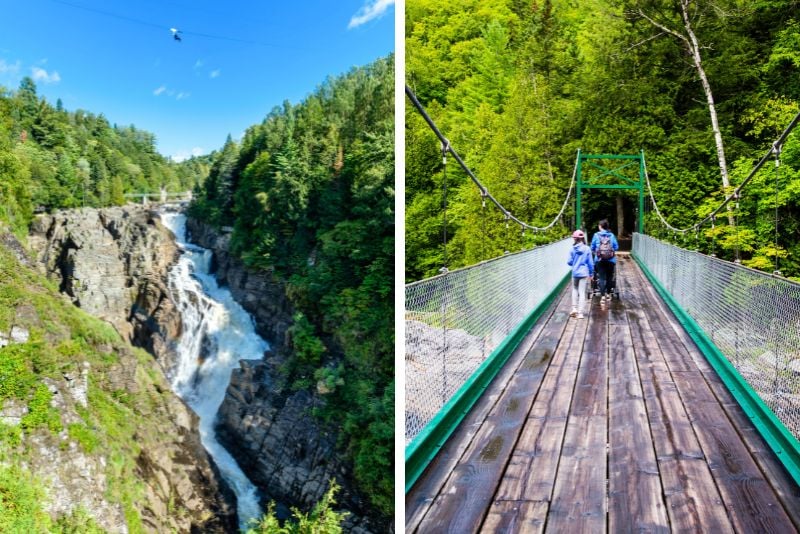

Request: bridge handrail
left=405, top=238, right=571, bottom=489
left=633, top=233, right=800, bottom=485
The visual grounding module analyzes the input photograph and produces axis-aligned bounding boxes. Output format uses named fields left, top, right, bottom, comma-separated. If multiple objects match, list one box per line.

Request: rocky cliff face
left=17, top=208, right=237, bottom=531
left=28, top=206, right=182, bottom=373
left=186, top=219, right=386, bottom=533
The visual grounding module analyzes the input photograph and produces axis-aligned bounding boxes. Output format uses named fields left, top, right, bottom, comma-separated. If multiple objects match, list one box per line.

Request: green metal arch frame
left=576, top=149, right=646, bottom=234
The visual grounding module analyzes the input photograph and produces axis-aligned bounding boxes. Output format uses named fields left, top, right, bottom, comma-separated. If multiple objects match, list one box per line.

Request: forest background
left=405, top=0, right=800, bottom=283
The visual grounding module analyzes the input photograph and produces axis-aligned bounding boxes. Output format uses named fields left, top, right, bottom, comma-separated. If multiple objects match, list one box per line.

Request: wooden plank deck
left=406, top=254, right=800, bottom=533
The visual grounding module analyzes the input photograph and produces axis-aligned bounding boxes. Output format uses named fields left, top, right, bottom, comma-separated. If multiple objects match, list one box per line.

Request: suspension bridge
left=123, top=189, right=192, bottom=204
left=405, top=86, right=800, bottom=532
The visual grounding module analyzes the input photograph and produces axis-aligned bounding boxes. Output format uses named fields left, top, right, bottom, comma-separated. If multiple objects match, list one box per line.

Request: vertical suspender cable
left=481, top=190, right=488, bottom=261
left=733, top=193, right=741, bottom=264
left=504, top=213, right=510, bottom=255
left=712, top=217, right=717, bottom=257
left=774, top=144, right=782, bottom=276
left=441, top=141, right=450, bottom=273
left=440, top=142, right=449, bottom=406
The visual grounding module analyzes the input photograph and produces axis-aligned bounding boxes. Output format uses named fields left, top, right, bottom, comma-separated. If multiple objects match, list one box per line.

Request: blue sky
left=0, top=0, right=395, bottom=161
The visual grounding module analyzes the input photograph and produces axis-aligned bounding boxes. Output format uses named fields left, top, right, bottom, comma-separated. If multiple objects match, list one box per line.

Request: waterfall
left=160, top=212, right=266, bottom=530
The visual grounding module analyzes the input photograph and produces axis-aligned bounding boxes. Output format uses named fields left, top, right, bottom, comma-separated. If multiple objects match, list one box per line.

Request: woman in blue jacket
left=567, top=230, right=594, bottom=319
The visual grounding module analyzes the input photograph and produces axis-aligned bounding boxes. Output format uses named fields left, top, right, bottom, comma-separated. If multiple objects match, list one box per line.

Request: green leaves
left=245, top=481, right=347, bottom=534
left=406, top=0, right=800, bottom=278
left=0, top=79, right=208, bottom=225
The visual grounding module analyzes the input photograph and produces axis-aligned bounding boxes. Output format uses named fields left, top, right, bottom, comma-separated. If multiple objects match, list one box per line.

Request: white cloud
left=194, top=59, right=204, bottom=69
left=348, top=0, right=394, bottom=29
left=210, top=69, right=220, bottom=78
left=0, top=59, right=21, bottom=75
left=154, top=85, right=189, bottom=100
left=171, top=147, right=205, bottom=162
left=30, top=66, right=61, bottom=84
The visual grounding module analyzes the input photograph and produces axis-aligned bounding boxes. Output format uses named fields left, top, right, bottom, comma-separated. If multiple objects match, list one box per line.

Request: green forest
left=0, top=77, right=208, bottom=236
left=406, top=0, right=800, bottom=282
left=190, top=56, right=395, bottom=515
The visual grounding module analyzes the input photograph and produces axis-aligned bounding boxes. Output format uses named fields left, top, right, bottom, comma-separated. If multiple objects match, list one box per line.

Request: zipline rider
left=590, top=219, right=619, bottom=304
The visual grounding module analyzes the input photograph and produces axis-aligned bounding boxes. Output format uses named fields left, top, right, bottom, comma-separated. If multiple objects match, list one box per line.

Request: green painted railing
left=633, top=233, right=800, bottom=486
left=405, top=238, right=571, bottom=491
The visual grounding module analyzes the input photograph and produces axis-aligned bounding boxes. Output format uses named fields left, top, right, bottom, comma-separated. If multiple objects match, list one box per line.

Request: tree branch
left=624, top=31, right=667, bottom=52
left=637, top=9, right=689, bottom=44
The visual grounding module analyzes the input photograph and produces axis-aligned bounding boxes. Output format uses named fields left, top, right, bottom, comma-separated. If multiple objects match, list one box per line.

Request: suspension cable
left=642, top=110, right=800, bottom=234
left=406, top=85, right=577, bottom=232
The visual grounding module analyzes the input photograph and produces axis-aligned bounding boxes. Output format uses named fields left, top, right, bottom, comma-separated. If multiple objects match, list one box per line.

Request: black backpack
left=597, top=235, right=615, bottom=260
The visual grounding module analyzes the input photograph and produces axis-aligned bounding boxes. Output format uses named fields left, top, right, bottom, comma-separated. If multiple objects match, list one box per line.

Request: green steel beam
left=579, top=184, right=643, bottom=190
left=581, top=153, right=642, bottom=160
left=405, top=272, right=570, bottom=492
left=584, top=160, right=640, bottom=185
left=633, top=253, right=800, bottom=486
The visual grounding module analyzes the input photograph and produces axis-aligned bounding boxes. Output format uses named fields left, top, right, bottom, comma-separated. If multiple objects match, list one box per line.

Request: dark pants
left=597, top=261, right=615, bottom=296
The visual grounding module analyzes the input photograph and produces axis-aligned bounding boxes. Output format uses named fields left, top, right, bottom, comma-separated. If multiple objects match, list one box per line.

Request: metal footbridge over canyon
left=405, top=87, right=800, bottom=532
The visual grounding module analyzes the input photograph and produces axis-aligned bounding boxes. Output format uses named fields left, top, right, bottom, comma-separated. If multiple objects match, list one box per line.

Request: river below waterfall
left=160, top=211, right=266, bottom=530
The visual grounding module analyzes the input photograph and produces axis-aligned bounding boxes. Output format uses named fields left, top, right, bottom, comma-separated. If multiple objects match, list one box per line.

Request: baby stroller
left=588, top=262, right=620, bottom=300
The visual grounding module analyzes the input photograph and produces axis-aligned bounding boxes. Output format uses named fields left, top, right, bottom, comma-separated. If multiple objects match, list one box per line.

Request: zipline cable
left=406, top=85, right=577, bottom=233
left=43, top=0, right=308, bottom=50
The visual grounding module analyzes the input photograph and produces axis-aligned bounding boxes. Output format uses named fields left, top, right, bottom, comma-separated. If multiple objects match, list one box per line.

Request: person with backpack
left=590, top=219, right=619, bottom=304
left=567, top=230, right=594, bottom=319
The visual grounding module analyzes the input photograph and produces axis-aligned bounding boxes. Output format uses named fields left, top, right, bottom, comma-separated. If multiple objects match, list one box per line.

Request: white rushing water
left=160, top=212, right=267, bottom=529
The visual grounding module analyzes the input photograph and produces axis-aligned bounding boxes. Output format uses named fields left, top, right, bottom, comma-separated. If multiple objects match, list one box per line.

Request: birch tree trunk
left=639, top=0, right=735, bottom=225
left=678, top=0, right=734, bottom=225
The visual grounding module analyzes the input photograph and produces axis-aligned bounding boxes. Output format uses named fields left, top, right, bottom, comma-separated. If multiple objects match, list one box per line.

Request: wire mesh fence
left=634, top=233, right=800, bottom=441
left=405, top=238, right=571, bottom=445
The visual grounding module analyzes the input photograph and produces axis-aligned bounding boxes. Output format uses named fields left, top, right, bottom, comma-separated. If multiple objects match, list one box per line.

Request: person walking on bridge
left=567, top=230, right=593, bottom=319
left=591, top=219, right=619, bottom=304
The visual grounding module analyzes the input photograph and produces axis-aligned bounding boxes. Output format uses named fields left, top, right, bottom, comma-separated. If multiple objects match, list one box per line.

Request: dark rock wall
left=186, top=218, right=386, bottom=534
left=28, top=207, right=183, bottom=371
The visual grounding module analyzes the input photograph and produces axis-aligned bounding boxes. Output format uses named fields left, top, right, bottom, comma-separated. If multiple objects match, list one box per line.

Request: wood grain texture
left=493, top=317, right=587, bottom=503
left=482, top=500, right=549, bottom=534
left=414, top=295, right=570, bottom=533
left=406, top=293, right=570, bottom=531
left=547, top=414, right=607, bottom=533
left=608, top=323, right=670, bottom=533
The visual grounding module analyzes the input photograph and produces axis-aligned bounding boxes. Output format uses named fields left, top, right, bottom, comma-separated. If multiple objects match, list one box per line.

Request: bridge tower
left=575, top=150, right=646, bottom=234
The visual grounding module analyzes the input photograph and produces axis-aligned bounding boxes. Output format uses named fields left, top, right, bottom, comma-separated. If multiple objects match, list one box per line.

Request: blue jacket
left=568, top=243, right=594, bottom=278
left=591, top=229, right=619, bottom=264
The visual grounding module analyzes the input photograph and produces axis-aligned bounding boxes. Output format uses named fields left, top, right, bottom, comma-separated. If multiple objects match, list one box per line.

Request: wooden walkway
left=406, top=254, right=800, bottom=533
